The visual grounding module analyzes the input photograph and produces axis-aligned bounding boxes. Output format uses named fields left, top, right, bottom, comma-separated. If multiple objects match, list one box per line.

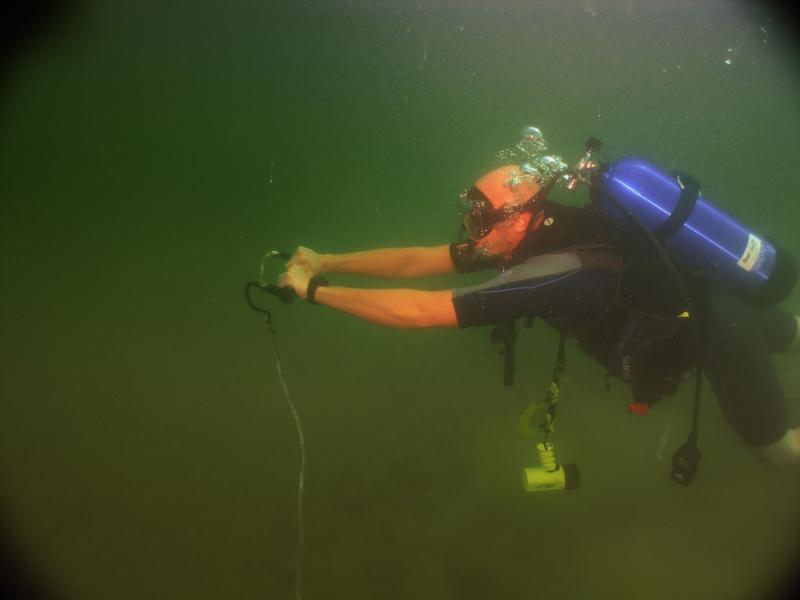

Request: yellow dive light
left=522, top=442, right=580, bottom=492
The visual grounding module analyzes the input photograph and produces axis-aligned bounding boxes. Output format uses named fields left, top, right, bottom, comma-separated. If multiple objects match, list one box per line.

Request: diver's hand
left=287, top=246, right=324, bottom=276
left=278, top=264, right=312, bottom=300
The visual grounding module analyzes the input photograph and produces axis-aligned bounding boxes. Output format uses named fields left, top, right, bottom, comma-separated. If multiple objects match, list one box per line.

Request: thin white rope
left=274, top=346, right=305, bottom=600
left=257, top=250, right=305, bottom=599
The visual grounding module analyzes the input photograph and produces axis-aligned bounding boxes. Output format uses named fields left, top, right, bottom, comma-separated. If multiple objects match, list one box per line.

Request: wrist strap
left=306, top=276, right=329, bottom=305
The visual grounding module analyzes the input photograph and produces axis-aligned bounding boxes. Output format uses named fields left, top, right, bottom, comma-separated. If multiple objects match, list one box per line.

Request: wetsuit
left=450, top=202, right=797, bottom=447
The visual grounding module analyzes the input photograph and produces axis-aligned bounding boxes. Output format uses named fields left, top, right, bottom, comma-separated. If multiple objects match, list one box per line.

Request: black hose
left=244, top=250, right=298, bottom=330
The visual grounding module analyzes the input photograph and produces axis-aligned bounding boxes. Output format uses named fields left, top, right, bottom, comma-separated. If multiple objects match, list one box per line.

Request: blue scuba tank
left=591, top=157, right=797, bottom=308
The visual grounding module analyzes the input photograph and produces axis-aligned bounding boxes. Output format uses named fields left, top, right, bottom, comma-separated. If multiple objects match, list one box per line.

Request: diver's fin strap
left=655, top=172, right=700, bottom=239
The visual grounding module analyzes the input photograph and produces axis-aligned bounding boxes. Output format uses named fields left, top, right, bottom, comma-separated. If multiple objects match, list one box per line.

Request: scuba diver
left=273, top=133, right=800, bottom=478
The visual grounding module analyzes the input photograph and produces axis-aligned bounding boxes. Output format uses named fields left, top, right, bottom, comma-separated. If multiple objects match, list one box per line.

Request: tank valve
left=565, top=136, right=602, bottom=191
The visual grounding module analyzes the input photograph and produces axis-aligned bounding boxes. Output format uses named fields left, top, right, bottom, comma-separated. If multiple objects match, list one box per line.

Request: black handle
left=244, top=250, right=297, bottom=319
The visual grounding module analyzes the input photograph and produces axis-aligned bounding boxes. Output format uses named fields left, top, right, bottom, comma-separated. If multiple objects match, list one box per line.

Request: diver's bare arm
left=313, top=286, right=458, bottom=329
left=320, top=245, right=456, bottom=278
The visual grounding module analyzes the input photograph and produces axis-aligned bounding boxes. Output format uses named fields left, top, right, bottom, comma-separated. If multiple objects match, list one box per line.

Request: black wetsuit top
left=450, top=201, right=797, bottom=447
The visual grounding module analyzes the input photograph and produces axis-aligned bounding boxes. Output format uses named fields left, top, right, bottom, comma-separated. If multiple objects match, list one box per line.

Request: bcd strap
left=491, top=315, right=539, bottom=387
left=655, top=172, right=700, bottom=239
left=491, top=319, right=518, bottom=386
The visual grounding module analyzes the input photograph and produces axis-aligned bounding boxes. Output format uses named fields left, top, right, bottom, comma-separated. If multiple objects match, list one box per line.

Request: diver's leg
left=753, top=427, right=800, bottom=470
left=791, top=316, right=800, bottom=352
left=704, top=290, right=795, bottom=470
left=754, top=305, right=799, bottom=353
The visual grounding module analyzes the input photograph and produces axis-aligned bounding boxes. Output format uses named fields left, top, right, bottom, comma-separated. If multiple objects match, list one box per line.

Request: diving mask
left=460, top=186, right=540, bottom=240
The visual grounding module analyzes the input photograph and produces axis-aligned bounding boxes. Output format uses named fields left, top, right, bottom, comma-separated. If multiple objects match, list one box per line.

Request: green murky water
left=1, top=1, right=799, bottom=598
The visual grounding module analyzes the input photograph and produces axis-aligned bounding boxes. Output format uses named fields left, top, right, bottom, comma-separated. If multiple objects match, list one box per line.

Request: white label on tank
left=737, top=233, right=763, bottom=272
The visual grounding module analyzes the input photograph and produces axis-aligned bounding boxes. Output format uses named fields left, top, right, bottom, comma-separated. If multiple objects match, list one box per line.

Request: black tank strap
left=655, top=172, right=700, bottom=239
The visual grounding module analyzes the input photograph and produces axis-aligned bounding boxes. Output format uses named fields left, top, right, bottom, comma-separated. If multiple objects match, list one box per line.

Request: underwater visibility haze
left=1, top=1, right=799, bottom=598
